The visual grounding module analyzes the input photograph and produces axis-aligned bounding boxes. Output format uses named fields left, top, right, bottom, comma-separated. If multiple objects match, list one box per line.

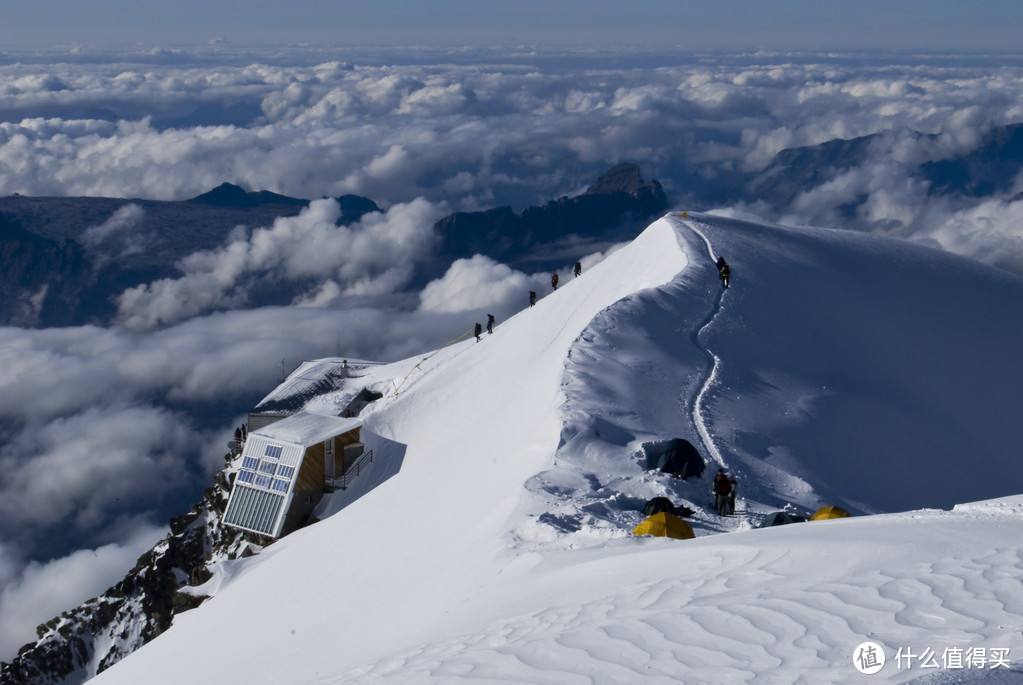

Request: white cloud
left=419, top=255, right=539, bottom=315
left=419, top=244, right=629, bottom=317
left=1, top=53, right=1019, bottom=217
left=0, top=522, right=165, bottom=661
left=0, top=406, right=200, bottom=530
left=115, top=197, right=445, bottom=329
left=81, top=203, right=148, bottom=258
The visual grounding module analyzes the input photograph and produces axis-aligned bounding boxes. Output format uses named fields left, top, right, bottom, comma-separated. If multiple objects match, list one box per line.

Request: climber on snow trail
left=486, top=313, right=495, bottom=335
left=474, top=322, right=483, bottom=342
left=529, top=290, right=537, bottom=307
left=574, top=261, right=582, bottom=278
left=551, top=272, right=560, bottom=290
left=716, top=256, right=731, bottom=288
left=713, top=468, right=733, bottom=516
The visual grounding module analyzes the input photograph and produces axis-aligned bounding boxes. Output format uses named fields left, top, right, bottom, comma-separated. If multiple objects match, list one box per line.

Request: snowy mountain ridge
left=8, top=210, right=1023, bottom=684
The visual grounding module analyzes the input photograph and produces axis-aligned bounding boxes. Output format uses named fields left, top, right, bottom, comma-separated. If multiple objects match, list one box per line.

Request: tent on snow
left=643, top=497, right=677, bottom=516
left=633, top=512, right=695, bottom=540
left=641, top=438, right=706, bottom=479
left=642, top=497, right=694, bottom=518
left=759, top=511, right=808, bottom=527
left=810, top=505, right=851, bottom=521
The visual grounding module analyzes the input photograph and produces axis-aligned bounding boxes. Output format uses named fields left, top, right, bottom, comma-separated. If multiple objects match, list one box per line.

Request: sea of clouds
left=2, top=45, right=1023, bottom=660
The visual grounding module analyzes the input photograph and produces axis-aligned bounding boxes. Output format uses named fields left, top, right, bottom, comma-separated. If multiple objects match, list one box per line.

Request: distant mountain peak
left=189, top=183, right=307, bottom=207
left=335, top=194, right=382, bottom=222
left=190, top=182, right=249, bottom=205
left=585, top=163, right=654, bottom=196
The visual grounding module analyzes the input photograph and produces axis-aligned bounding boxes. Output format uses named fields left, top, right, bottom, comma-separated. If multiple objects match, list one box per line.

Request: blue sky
left=3, top=0, right=1023, bottom=51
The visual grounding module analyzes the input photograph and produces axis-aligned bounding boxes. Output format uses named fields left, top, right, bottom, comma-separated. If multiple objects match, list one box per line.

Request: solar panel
left=254, top=474, right=271, bottom=488
left=276, top=465, right=295, bottom=480
left=264, top=444, right=283, bottom=459
left=237, top=469, right=255, bottom=483
left=223, top=485, right=286, bottom=537
left=271, top=479, right=289, bottom=492
left=242, top=457, right=259, bottom=470
left=258, top=460, right=277, bottom=474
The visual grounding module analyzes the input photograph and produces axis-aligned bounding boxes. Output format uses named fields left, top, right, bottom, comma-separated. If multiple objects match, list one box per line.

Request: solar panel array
left=224, top=440, right=304, bottom=536
left=223, top=485, right=286, bottom=536
left=234, top=442, right=296, bottom=498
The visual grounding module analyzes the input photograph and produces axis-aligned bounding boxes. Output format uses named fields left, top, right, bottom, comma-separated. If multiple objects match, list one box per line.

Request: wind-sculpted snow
left=336, top=500, right=1023, bottom=684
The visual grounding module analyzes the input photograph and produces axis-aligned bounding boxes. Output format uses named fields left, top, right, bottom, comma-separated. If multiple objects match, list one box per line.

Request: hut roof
left=253, top=358, right=380, bottom=415
left=253, top=411, right=362, bottom=447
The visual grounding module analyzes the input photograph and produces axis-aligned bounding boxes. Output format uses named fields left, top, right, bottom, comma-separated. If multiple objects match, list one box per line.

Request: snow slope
left=530, top=211, right=1023, bottom=545
left=91, top=216, right=687, bottom=685
left=91, top=213, right=1023, bottom=684
left=340, top=496, right=1023, bottom=685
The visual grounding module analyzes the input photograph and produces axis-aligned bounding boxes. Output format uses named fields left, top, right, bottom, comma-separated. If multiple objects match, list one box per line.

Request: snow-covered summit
left=90, top=212, right=1023, bottom=684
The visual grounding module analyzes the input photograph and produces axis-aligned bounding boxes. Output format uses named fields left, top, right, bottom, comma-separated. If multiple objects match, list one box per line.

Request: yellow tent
left=633, top=512, right=695, bottom=539
left=810, top=505, right=851, bottom=521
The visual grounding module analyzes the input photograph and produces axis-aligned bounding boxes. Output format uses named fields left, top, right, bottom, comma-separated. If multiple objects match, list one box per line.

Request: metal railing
left=329, top=449, right=374, bottom=490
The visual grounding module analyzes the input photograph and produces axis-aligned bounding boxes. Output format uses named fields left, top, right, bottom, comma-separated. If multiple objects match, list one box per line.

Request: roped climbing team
left=473, top=215, right=733, bottom=339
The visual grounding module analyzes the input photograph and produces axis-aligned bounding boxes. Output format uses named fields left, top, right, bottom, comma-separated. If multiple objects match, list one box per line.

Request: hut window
left=237, top=469, right=255, bottom=484
left=254, top=474, right=271, bottom=488
left=258, top=460, right=277, bottom=475
left=276, top=465, right=295, bottom=480
left=271, top=479, right=289, bottom=493
left=242, top=457, right=259, bottom=470
left=264, top=445, right=283, bottom=460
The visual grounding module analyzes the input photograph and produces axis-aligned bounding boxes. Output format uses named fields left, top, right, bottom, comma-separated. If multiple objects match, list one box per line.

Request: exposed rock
left=0, top=187, right=379, bottom=327
left=584, top=162, right=655, bottom=195
left=171, top=592, right=209, bottom=616
left=188, top=182, right=307, bottom=207
left=0, top=462, right=266, bottom=685
left=433, top=163, right=669, bottom=269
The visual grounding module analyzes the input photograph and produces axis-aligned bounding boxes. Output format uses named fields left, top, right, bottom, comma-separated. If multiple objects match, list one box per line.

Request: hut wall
left=281, top=443, right=326, bottom=535
left=331, top=428, right=362, bottom=474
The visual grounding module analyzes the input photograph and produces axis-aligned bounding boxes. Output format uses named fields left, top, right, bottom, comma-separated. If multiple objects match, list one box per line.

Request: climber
left=486, top=313, right=495, bottom=335
left=474, top=322, right=482, bottom=342
left=574, top=261, right=582, bottom=278
left=716, top=256, right=731, bottom=288
left=529, top=290, right=537, bottom=307
left=551, top=272, right=560, bottom=290
left=713, top=468, right=733, bottom=516
left=727, top=475, right=738, bottom=515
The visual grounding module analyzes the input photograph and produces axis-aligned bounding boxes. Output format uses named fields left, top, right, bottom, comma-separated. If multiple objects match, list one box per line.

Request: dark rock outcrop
left=0, top=186, right=379, bottom=327
left=0, top=219, right=92, bottom=327
left=920, top=123, right=1023, bottom=197
left=585, top=162, right=653, bottom=195
left=433, top=163, right=668, bottom=269
left=0, top=468, right=266, bottom=685
left=189, top=182, right=308, bottom=207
